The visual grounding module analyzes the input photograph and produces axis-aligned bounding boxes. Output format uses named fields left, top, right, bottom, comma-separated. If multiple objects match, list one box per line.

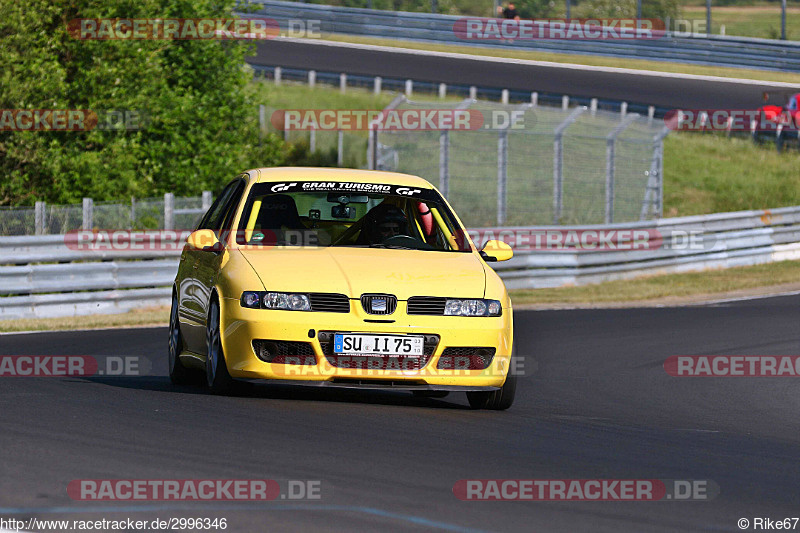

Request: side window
left=197, top=181, right=238, bottom=231
left=219, top=181, right=246, bottom=232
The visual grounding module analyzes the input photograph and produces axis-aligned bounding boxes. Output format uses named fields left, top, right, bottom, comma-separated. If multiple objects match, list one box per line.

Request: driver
left=360, top=203, right=411, bottom=244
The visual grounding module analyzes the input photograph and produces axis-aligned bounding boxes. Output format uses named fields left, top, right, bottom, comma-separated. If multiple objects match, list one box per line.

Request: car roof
left=247, top=167, right=435, bottom=189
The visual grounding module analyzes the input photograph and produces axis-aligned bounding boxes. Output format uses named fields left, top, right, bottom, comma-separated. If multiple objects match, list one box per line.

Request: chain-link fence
left=371, top=97, right=670, bottom=226
left=0, top=193, right=212, bottom=236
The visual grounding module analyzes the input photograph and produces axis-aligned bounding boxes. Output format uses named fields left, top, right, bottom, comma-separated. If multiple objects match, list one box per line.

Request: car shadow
left=76, top=375, right=473, bottom=409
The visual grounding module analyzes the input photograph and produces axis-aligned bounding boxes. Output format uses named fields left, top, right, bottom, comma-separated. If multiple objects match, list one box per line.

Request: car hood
left=237, top=246, right=486, bottom=300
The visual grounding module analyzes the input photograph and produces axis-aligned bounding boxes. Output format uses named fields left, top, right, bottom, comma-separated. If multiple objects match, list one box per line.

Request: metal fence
left=370, top=96, right=669, bottom=226
left=2, top=205, right=799, bottom=319
left=0, top=193, right=212, bottom=236
left=246, top=0, right=800, bottom=72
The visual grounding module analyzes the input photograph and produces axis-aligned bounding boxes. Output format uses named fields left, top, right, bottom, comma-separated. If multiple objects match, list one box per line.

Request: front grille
left=252, top=340, right=317, bottom=365
left=361, top=294, right=397, bottom=315
left=407, top=296, right=447, bottom=315
left=309, top=293, right=350, bottom=313
left=318, top=331, right=439, bottom=370
left=437, top=347, right=496, bottom=370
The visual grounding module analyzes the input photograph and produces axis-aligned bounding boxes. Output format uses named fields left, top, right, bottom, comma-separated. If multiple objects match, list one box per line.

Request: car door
left=179, top=180, right=242, bottom=354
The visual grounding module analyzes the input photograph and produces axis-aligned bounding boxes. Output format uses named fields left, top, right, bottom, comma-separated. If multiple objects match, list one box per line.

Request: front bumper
left=220, top=297, right=513, bottom=388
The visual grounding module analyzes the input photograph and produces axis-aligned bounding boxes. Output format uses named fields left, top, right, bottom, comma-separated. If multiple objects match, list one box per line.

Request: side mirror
left=480, top=240, right=513, bottom=262
left=187, top=229, right=222, bottom=252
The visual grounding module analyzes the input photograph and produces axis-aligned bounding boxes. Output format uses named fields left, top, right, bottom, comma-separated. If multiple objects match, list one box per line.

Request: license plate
left=334, top=333, right=424, bottom=356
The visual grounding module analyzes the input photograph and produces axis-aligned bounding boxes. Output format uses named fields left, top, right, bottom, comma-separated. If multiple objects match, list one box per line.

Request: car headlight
left=240, top=291, right=311, bottom=311
left=444, top=299, right=502, bottom=317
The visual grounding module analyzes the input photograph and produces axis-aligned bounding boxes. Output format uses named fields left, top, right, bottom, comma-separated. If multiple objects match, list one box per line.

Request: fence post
left=439, top=130, right=449, bottom=198
left=374, top=76, right=381, bottom=95
left=469, top=86, right=477, bottom=100
left=367, top=125, right=377, bottom=170
left=337, top=130, right=344, bottom=167
left=309, top=126, right=316, bottom=153
left=130, top=197, right=136, bottom=230
left=605, top=113, right=639, bottom=224
left=82, top=198, right=93, bottom=231
left=308, top=70, right=316, bottom=88
left=35, top=201, right=45, bottom=235
left=202, top=191, right=212, bottom=211
left=439, top=83, right=446, bottom=99
left=590, top=98, right=598, bottom=116
left=274, top=66, right=282, bottom=86
left=497, top=129, right=508, bottom=226
left=164, top=193, right=174, bottom=230
left=552, top=107, right=587, bottom=224
left=561, top=95, right=569, bottom=110
left=405, top=79, right=413, bottom=98
left=620, top=101, right=628, bottom=117
left=340, top=73, right=347, bottom=93
left=531, top=92, right=538, bottom=107
left=501, top=89, right=509, bottom=104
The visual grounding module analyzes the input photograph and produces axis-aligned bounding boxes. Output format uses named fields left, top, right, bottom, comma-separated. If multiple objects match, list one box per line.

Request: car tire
left=466, top=350, right=517, bottom=410
left=168, top=293, right=192, bottom=385
left=206, top=298, right=234, bottom=395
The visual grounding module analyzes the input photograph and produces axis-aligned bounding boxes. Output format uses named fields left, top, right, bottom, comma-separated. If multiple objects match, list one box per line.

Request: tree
left=0, top=0, right=283, bottom=205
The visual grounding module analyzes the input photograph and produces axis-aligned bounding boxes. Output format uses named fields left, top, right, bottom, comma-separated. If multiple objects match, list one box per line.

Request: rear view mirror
left=327, top=193, right=369, bottom=204
left=187, top=229, right=222, bottom=252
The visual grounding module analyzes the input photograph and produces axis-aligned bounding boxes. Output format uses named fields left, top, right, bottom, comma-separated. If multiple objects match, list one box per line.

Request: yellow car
left=169, top=167, right=516, bottom=409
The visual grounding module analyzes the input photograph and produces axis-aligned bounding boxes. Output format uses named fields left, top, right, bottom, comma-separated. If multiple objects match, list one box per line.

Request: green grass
left=682, top=5, right=800, bottom=40
left=510, top=259, right=800, bottom=305
left=663, top=132, right=800, bottom=217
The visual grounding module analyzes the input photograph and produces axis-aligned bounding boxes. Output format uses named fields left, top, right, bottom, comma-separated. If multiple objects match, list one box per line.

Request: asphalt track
left=248, top=39, right=799, bottom=110
left=1, top=294, right=799, bottom=532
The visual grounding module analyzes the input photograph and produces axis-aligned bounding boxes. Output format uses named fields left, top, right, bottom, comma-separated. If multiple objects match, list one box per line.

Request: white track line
left=276, top=36, right=800, bottom=88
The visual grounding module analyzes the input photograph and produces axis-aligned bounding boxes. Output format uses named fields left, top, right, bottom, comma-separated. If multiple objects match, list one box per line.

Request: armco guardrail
left=246, top=0, right=800, bottom=72
left=1, top=206, right=800, bottom=319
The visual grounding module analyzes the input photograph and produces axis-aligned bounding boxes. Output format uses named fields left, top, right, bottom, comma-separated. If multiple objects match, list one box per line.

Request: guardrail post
left=405, top=79, right=413, bottom=98
left=605, top=113, right=639, bottom=224
left=501, top=89, right=509, bottom=104
left=35, top=201, right=45, bottom=235
left=497, top=129, right=508, bottom=225
left=82, top=198, right=93, bottom=231
left=374, top=76, right=381, bottom=95
left=274, top=66, right=282, bottom=86
left=531, top=92, right=538, bottom=106
left=561, top=95, right=569, bottom=110
left=308, top=70, right=316, bottom=88
left=202, top=191, right=212, bottom=211
left=164, top=193, right=174, bottom=230
left=553, top=107, right=587, bottom=224
left=439, top=83, right=446, bottom=99
left=439, top=130, right=449, bottom=198
left=340, top=73, right=347, bottom=94
left=337, top=130, right=344, bottom=167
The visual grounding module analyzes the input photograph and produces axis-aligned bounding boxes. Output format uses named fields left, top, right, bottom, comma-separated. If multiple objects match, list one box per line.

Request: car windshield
left=235, top=181, right=471, bottom=252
